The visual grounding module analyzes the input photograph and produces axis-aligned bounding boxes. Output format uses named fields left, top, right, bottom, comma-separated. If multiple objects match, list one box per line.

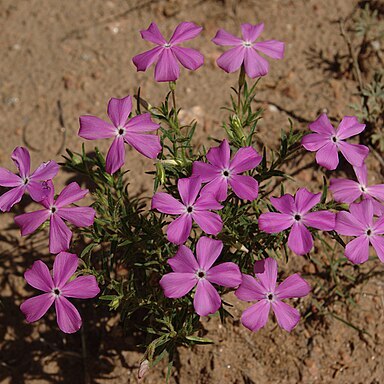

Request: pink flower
left=192, top=139, right=262, bottom=201
left=330, top=164, right=384, bottom=215
left=0, top=147, right=58, bottom=212
left=151, top=176, right=223, bottom=244
left=132, top=22, right=204, bottom=82
left=335, top=199, right=384, bottom=264
left=14, top=182, right=96, bottom=254
left=160, top=237, right=242, bottom=316
left=212, top=23, right=284, bottom=78
left=302, top=114, right=368, bottom=170
left=20, top=252, right=100, bottom=333
left=235, top=258, right=311, bottom=332
left=258, top=188, right=336, bottom=255
left=79, top=95, right=161, bottom=174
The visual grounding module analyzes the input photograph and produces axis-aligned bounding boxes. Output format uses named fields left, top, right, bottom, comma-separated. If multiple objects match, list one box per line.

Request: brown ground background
left=1, top=0, right=384, bottom=383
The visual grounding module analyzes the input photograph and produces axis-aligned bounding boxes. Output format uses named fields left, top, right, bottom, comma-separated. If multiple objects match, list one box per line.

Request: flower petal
left=329, top=178, right=362, bottom=203
left=193, top=211, right=223, bottom=236
left=230, top=146, right=262, bottom=173
left=159, top=272, right=196, bottom=298
left=309, top=114, right=335, bottom=135
left=335, top=211, right=365, bottom=236
left=287, top=222, right=313, bottom=255
left=272, top=300, right=300, bottom=332
left=78, top=116, right=116, bottom=139
left=353, top=164, right=368, bottom=186
left=303, top=211, right=336, bottom=231
left=301, top=133, right=328, bottom=151
left=200, top=178, right=228, bottom=202
left=106, top=136, right=125, bottom=174
left=367, top=184, right=384, bottom=202
left=275, top=274, right=311, bottom=299
left=241, top=23, right=264, bottom=42
left=294, top=187, right=322, bottom=214
left=31, top=160, right=59, bottom=181
left=207, top=262, right=242, bottom=287
left=24, top=260, right=53, bottom=292
left=193, top=279, right=221, bottom=316
left=244, top=48, right=269, bottom=78
left=0, top=186, right=25, bottom=212
left=53, top=251, right=79, bottom=288
left=316, top=142, right=339, bottom=170
left=49, top=215, right=72, bottom=254
left=55, top=182, right=88, bottom=208
left=212, top=29, right=243, bottom=46
left=206, top=139, right=231, bottom=169
left=167, top=213, right=193, bottom=245
left=253, top=40, right=284, bottom=59
left=270, top=194, right=295, bottom=214
left=11, top=147, right=30, bottom=178
left=154, top=49, right=180, bottom=82
left=140, top=22, right=166, bottom=45
left=152, top=192, right=185, bottom=214
left=192, top=161, right=220, bottom=182
left=345, top=236, right=369, bottom=264
left=20, top=293, right=55, bottom=323
left=336, top=116, right=366, bottom=140
left=132, top=46, right=163, bottom=71
left=178, top=176, right=201, bottom=206
left=216, top=46, right=245, bottom=73
left=229, top=175, right=259, bottom=200
left=172, top=46, right=204, bottom=70
left=15, top=209, right=50, bottom=236
left=168, top=245, right=199, bottom=273
left=169, top=22, right=202, bottom=44
left=125, top=113, right=160, bottom=133
left=338, top=142, right=369, bottom=168
left=194, top=192, right=223, bottom=211
left=349, top=199, right=373, bottom=227
left=370, top=235, right=384, bottom=263
left=124, top=132, right=161, bottom=159
left=241, top=300, right=270, bottom=332
left=55, top=296, right=82, bottom=334
left=58, top=207, right=96, bottom=227
left=107, top=95, right=132, bottom=128
left=196, top=236, right=223, bottom=271
left=258, top=212, right=293, bottom=233
left=235, top=274, right=266, bottom=301
left=61, top=276, right=100, bottom=298
left=0, top=167, right=21, bottom=187
left=254, top=258, right=277, bottom=292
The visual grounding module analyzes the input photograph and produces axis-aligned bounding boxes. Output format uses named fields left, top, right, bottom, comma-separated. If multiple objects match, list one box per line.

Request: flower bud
left=138, top=359, right=150, bottom=381
left=231, top=114, right=245, bottom=142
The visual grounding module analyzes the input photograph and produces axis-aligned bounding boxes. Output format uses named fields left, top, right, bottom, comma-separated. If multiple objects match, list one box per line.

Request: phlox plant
left=2, top=21, right=383, bottom=380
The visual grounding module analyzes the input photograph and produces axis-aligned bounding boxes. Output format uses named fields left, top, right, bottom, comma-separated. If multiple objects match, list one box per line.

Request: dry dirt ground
left=1, top=0, right=384, bottom=383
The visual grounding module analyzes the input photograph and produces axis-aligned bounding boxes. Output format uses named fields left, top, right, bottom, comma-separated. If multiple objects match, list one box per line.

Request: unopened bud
left=231, top=114, right=245, bottom=142
left=156, top=162, right=166, bottom=184
left=138, top=359, right=150, bottom=381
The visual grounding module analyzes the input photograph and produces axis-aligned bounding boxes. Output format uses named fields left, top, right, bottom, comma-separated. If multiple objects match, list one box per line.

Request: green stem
left=237, top=65, right=246, bottom=114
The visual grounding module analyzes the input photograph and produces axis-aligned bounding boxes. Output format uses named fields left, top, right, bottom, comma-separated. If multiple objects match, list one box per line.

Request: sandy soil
left=1, top=0, right=384, bottom=383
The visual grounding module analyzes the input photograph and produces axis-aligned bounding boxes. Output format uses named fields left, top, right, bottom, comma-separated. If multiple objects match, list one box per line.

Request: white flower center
left=294, top=213, right=302, bottom=222
left=242, top=41, right=252, bottom=48
left=50, top=206, right=58, bottom=214
left=222, top=169, right=231, bottom=178
left=185, top=205, right=194, bottom=214
left=23, top=177, right=30, bottom=185
left=163, top=43, right=172, bottom=48
left=266, top=292, right=275, bottom=302
left=366, top=227, right=373, bottom=237
left=331, top=135, right=339, bottom=144
left=52, top=287, right=61, bottom=297
left=360, top=185, right=367, bottom=193
left=196, top=269, right=206, bottom=280
left=117, top=126, right=126, bottom=136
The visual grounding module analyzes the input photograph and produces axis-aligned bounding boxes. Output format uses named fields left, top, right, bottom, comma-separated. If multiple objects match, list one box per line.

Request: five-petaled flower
left=302, top=114, right=368, bottom=170
left=132, top=22, right=204, bottom=82
left=20, top=252, right=100, bottom=333
left=79, top=95, right=161, bottom=174
left=235, top=258, right=311, bottom=332
left=0, top=147, right=58, bottom=212
left=192, top=139, right=262, bottom=201
left=212, top=23, right=284, bottom=78
left=330, top=164, right=384, bottom=216
left=335, top=199, right=384, bottom=264
left=160, top=236, right=242, bottom=316
left=151, top=176, right=223, bottom=244
left=258, top=188, right=336, bottom=255
left=14, top=181, right=96, bottom=254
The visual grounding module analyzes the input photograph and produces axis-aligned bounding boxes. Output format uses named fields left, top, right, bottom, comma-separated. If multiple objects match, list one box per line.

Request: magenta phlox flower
left=335, top=199, right=384, bottom=264
left=192, top=139, right=262, bottom=201
left=212, top=23, right=284, bottom=78
left=330, top=164, right=384, bottom=215
left=0, top=147, right=59, bottom=212
left=20, top=252, right=100, bottom=333
left=160, top=236, right=242, bottom=316
left=151, top=176, right=223, bottom=244
left=79, top=95, right=161, bottom=174
left=302, top=114, right=368, bottom=170
left=132, top=22, right=204, bottom=82
left=14, top=181, right=96, bottom=254
left=258, top=188, right=336, bottom=255
left=235, top=258, right=311, bottom=332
